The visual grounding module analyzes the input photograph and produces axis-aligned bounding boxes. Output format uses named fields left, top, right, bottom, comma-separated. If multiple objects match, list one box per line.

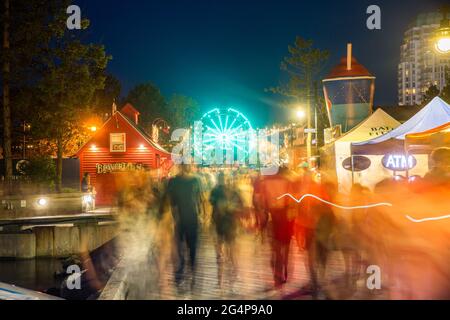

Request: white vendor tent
left=320, top=108, right=400, bottom=193
left=350, top=97, right=450, bottom=190
left=353, top=97, right=450, bottom=149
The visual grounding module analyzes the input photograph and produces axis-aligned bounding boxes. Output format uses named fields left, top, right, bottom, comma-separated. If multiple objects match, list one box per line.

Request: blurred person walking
left=252, top=171, right=268, bottom=242
left=210, top=172, right=243, bottom=288
left=293, top=165, right=336, bottom=298
left=161, top=165, right=204, bottom=289
left=260, top=165, right=296, bottom=287
left=424, top=147, right=450, bottom=186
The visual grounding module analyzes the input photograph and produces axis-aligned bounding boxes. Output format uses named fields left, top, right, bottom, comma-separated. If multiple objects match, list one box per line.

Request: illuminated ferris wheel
left=199, top=108, right=253, bottom=165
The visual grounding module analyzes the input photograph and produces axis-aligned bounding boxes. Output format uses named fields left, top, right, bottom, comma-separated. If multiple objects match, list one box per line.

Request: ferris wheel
left=199, top=108, right=253, bottom=165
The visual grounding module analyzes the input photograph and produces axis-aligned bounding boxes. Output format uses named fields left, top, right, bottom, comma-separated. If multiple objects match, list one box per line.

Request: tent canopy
left=336, top=108, right=400, bottom=143
left=406, top=121, right=450, bottom=139
left=327, top=108, right=400, bottom=192
left=354, top=97, right=450, bottom=145
left=352, top=97, right=450, bottom=154
left=406, top=121, right=450, bottom=153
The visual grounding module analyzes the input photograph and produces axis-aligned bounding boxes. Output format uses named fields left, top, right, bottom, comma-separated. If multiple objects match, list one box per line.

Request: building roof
left=76, top=108, right=170, bottom=156
left=324, top=57, right=374, bottom=80
left=121, top=103, right=140, bottom=117
left=408, top=12, right=442, bottom=29
left=118, top=110, right=169, bottom=154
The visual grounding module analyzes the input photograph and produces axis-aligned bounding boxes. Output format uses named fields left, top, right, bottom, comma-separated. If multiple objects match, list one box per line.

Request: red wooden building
left=76, top=103, right=172, bottom=206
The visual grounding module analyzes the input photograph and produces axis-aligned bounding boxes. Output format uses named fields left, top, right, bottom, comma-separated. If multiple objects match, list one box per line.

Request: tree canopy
left=28, top=0, right=111, bottom=191
left=125, top=83, right=200, bottom=131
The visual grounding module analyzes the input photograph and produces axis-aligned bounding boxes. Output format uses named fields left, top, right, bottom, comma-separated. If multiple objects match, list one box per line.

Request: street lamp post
left=434, top=6, right=450, bottom=99
left=435, top=6, right=450, bottom=55
left=306, top=86, right=313, bottom=166
left=296, top=100, right=316, bottom=165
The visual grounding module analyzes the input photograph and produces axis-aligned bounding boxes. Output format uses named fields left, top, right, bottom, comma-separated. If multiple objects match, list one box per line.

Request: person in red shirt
left=259, top=165, right=296, bottom=287
left=293, top=165, right=336, bottom=298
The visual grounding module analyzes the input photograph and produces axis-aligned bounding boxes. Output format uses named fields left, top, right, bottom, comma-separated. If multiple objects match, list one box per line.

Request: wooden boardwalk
left=123, top=229, right=372, bottom=300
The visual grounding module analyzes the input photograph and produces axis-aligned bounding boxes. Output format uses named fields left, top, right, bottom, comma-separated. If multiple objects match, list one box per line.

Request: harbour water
left=0, top=258, right=64, bottom=294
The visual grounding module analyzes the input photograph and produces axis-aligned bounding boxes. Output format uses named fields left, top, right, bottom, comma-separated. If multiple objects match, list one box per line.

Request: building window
left=110, top=133, right=126, bottom=152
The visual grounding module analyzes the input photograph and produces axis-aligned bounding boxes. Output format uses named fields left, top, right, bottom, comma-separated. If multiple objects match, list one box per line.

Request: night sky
left=78, top=0, right=448, bottom=127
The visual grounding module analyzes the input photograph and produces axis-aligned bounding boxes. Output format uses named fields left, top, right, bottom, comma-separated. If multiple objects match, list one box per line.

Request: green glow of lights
left=199, top=108, right=253, bottom=165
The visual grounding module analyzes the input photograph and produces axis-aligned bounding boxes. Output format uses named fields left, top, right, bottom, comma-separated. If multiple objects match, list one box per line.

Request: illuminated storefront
left=76, top=104, right=171, bottom=206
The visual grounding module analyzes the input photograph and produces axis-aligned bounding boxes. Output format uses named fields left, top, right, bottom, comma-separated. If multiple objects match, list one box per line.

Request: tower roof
left=121, top=103, right=140, bottom=116
left=324, top=56, right=374, bottom=80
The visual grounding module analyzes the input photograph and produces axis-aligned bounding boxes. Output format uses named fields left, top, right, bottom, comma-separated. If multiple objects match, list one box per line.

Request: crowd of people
left=115, top=147, right=450, bottom=299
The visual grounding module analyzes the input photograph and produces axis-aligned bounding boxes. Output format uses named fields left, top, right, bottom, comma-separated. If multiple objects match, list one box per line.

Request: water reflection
left=0, top=258, right=63, bottom=293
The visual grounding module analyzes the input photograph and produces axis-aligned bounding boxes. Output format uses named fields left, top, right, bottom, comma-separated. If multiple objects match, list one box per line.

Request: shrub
left=23, top=156, right=56, bottom=191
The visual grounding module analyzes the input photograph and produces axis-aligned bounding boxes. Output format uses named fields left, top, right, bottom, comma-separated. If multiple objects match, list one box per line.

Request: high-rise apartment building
left=398, top=12, right=450, bottom=106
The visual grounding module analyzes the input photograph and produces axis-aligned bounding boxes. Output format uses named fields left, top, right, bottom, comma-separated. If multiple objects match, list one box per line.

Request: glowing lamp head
left=138, top=144, right=145, bottom=150
left=37, top=198, right=48, bottom=207
left=90, top=144, right=97, bottom=151
left=435, top=36, right=450, bottom=54
left=296, top=110, right=306, bottom=119
left=434, top=10, right=450, bottom=54
left=90, top=126, right=97, bottom=132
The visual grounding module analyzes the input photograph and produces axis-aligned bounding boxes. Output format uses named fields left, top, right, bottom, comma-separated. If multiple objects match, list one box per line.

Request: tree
left=31, top=1, right=110, bottom=192
left=422, top=84, right=440, bottom=106
left=166, top=94, right=201, bottom=129
left=1, top=0, right=101, bottom=192
left=1, top=0, right=58, bottom=175
left=269, top=37, right=329, bottom=151
left=23, top=155, right=56, bottom=192
left=124, top=82, right=166, bottom=129
left=92, top=73, right=122, bottom=115
left=2, top=0, right=12, bottom=194
left=441, top=71, right=450, bottom=104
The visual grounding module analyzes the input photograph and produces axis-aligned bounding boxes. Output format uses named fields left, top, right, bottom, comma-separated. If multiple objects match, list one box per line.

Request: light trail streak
left=277, top=193, right=393, bottom=210
left=277, top=193, right=450, bottom=223
left=405, top=214, right=450, bottom=223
